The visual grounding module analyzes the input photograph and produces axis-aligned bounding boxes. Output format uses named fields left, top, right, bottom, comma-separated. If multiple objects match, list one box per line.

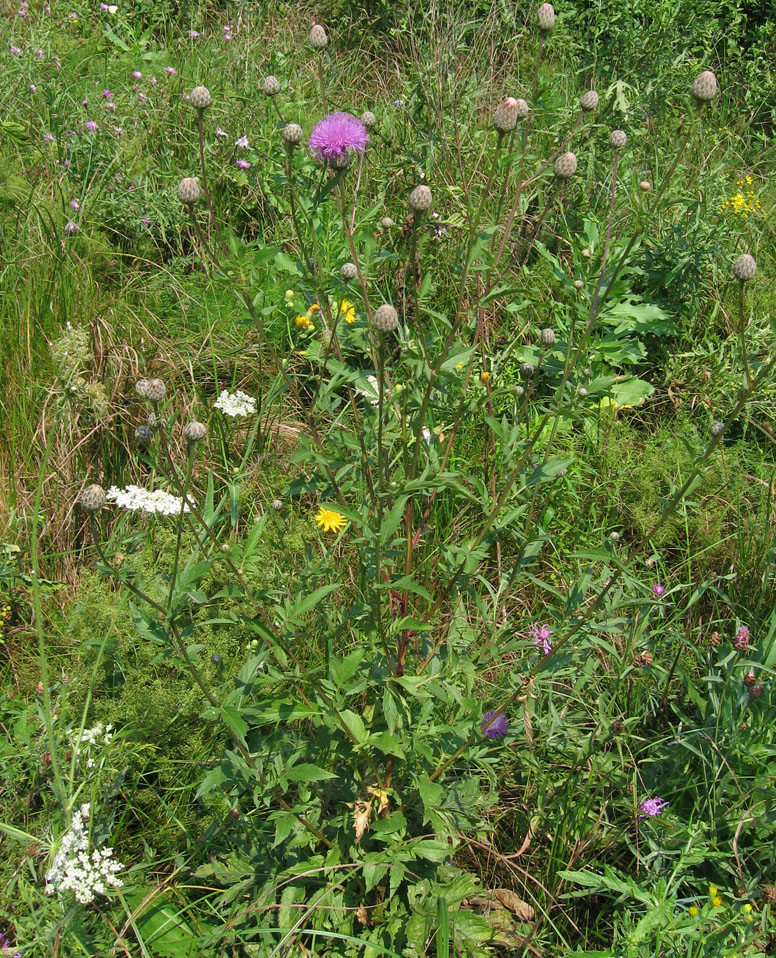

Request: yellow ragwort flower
left=315, top=507, right=347, bottom=534
left=339, top=299, right=357, bottom=324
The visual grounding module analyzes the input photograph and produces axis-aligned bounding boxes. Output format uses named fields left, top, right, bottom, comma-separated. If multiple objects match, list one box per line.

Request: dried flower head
left=409, top=184, right=432, bottom=212
left=263, top=75, right=280, bottom=96
left=360, top=110, right=376, bottom=128
left=580, top=90, right=599, bottom=111
left=189, top=85, right=212, bottom=111
left=308, top=112, right=368, bottom=164
left=183, top=421, right=208, bottom=443
left=177, top=177, right=200, bottom=206
left=609, top=129, right=627, bottom=150
left=537, top=2, right=555, bottom=31
left=372, top=304, right=399, bottom=334
left=282, top=123, right=304, bottom=145
left=691, top=70, right=718, bottom=103
left=309, top=24, right=328, bottom=49
left=493, top=97, right=520, bottom=133
left=145, top=378, right=166, bottom=403
left=540, top=327, right=555, bottom=346
left=481, top=709, right=509, bottom=738
left=709, top=630, right=721, bottom=647
left=341, top=262, right=358, bottom=282
left=135, top=378, right=150, bottom=398
left=380, top=216, right=394, bottom=229
left=749, top=683, right=764, bottom=700
left=80, top=483, right=106, bottom=512
left=732, top=253, right=756, bottom=282
left=134, top=424, right=152, bottom=445
left=554, top=151, right=578, bottom=179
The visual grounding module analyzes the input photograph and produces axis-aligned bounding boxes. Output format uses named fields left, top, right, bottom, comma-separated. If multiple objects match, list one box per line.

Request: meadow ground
left=1, top=0, right=775, bottom=955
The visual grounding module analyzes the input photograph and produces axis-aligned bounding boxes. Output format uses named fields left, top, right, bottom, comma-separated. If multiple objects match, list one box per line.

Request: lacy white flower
left=73, top=723, right=114, bottom=768
left=213, top=389, right=256, bottom=417
left=106, top=484, right=191, bottom=515
left=45, top=804, right=124, bottom=904
left=358, top=375, right=380, bottom=405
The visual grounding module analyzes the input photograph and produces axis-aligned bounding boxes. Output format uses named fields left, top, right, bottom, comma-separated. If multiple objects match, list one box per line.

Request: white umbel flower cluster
left=75, top=723, right=114, bottom=769
left=106, top=485, right=191, bottom=515
left=358, top=375, right=380, bottom=406
left=45, top=804, right=124, bottom=905
left=213, top=389, right=257, bottom=417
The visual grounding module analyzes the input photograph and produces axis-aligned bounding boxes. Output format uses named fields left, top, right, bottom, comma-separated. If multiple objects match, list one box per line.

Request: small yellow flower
left=339, top=299, right=357, bottom=324
left=480, top=370, right=491, bottom=382
left=742, top=904, right=752, bottom=913
left=315, top=507, right=347, bottom=534
left=456, top=361, right=464, bottom=370
left=712, top=896, right=722, bottom=908
left=295, top=314, right=314, bottom=329
left=688, top=906, right=698, bottom=917
left=708, top=885, right=718, bottom=898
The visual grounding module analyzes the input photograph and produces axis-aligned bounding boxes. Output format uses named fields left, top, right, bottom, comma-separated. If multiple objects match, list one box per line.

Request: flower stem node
left=183, top=421, right=208, bottom=444
left=580, top=90, right=599, bottom=111
left=609, top=129, right=627, bottom=150
left=80, top=483, right=107, bottom=512
left=691, top=70, right=718, bottom=104
left=409, top=184, right=432, bottom=212
left=263, top=75, right=280, bottom=96
left=732, top=253, right=756, bottom=281
left=554, top=151, right=578, bottom=179
left=372, top=304, right=399, bottom=334
left=537, top=2, right=555, bottom=32
left=145, top=378, right=166, bottom=403
left=177, top=176, right=200, bottom=206
left=309, top=24, right=328, bottom=49
left=282, top=123, right=304, bottom=145
left=189, top=85, right=212, bottom=111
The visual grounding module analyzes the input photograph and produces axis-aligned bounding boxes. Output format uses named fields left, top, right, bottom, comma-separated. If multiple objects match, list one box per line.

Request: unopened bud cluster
left=372, top=304, right=399, bottom=333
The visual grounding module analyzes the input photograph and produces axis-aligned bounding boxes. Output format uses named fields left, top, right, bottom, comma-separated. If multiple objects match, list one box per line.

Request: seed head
left=554, top=151, right=578, bottom=179
left=183, top=421, right=208, bottom=443
left=341, top=262, right=358, bottom=282
left=640, top=180, right=652, bottom=192
left=609, top=129, right=627, bottom=150
left=263, top=75, right=280, bottom=96
left=732, top=253, right=756, bottom=282
left=580, top=90, right=599, bottom=112
left=134, top=424, right=153, bottom=444
left=361, top=110, right=376, bottom=128
left=708, top=630, right=721, bottom=647
left=309, top=24, right=328, bottom=49
left=145, top=378, right=166, bottom=403
left=189, top=85, right=212, bottom=111
left=711, top=421, right=725, bottom=436
left=537, top=2, right=555, bottom=31
left=282, top=123, right=304, bottom=145
left=372, top=304, right=398, bottom=334
left=380, top=216, right=394, bottom=229
left=177, top=177, right=200, bottom=206
left=493, top=97, right=520, bottom=133
left=135, top=378, right=150, bottom=398
left=80, top=483, right=106, bottom=512
left=409, top=184, right=432, bottom=212
left=540, top=327, right=556, bottom=346
left=271, top=498, right=284, bottom=512
left=691, top=70, right=718, bottom=104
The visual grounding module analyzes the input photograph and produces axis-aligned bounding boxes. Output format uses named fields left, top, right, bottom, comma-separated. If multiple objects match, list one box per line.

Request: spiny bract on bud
left=309, top=24, right=328, bottom=49
left=409, top=184, right=432, bottom=212
left=691, top=70, right=718, bottom=103
left=282, top=123, right=304, bottom=144
left=145, top=378, right=166, bottom=403
left=537, top=2, right=555, bottom=31
left=493, top=97, right=520, bottom=133
left=177, top=177, right=200, bottom=206
left=341, top=262, right=358, bottom=281
left=189, top=85, right=212, bottom=111
left=554, top=151, right=578, bottom=179
left=580, top=90, right=599, bottom=111
left=361, top=110, right=376, bottom=128
left=183, top=421, right=208, bottom=443
left=732, top=253, right=756, bottom=281
left=540, top=328, right=556, bottom=346
left=372, top=304, right=398, bottom=333
left=80, top=483, right=106, bottom=512
left=609, top=129, right=627, bottom=150
left=263, top=75, right=280, bottom=96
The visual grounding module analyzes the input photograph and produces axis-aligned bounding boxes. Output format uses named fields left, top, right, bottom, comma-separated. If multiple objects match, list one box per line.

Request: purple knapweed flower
left=69, top=198, right=79, bottom=210
left=64, top=220, right=77, bottom=234
left=652, top=583, right=666, bottom=597
left=215, top=127, right=228, bottom=138
left=235, top=135, right=249, bottom=148
left=138, top=91, right=147, bottom=101
left=481, top=709, right=509, bottom=739
left=0, top=931, right=21, bottom=958
left=85, top=120, right=98, bottom=132
left=30, top=83, right=37, bottom=93
left=107, top=102, right=116, bottom=111
left=308, top=112, right=369, bottom=164
left=132, top=70, right=142, bottom=80
left=639, top=796, right=669, bottom=818
left=81, top=99, right=88, bottom=106
left=43, top=132, right=56, bottom=143
left=734, top=626, right=750, bottom=651
left=10, top=45, right=22, bottom=56
left=188, top=30, right=200, bottom=38
left=236, top=158, right=250, bottom=169
left=531, top=622, right=553, bottom=656
left=36, top=48, right=44, bottom=58
left=103, top=89, right=113, bottom=99
left=165, top=66, right=177, bottom=75
left=150, top=76, right=157, bottom=85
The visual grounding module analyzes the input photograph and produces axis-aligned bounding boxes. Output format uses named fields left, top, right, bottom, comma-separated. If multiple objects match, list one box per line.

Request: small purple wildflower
left=10, top=45, right=22, bottom=56
left=236, top=158, right=250, bottom=170
left=235, top=135, right=249, bottom=148
left=308, top=112, right=369, bottom=164
left=165, top=66, right=177, bottom=75
left=138, top=91, right=147, bottom=101
left=64, top=220, right=77, bottom=234
left=81, top=99, right=88, bottom=106
left=531, top=622, right=553, bottom=656
left=652, top=583, right=666, bottom=597
left=188, top=29, right=200, bottom=38
left=107, top=102, right=116, bottom=111
left=103, top=89, right=113, bottom=99
left=734, top=626, right=750, bottom=651
left=0, top=931, right=21, bottom=958
left=43, top=132, right=56, bottom=143
left=18, top=8, right=27, bottom=16
left=639, top=796, right=669, bottom=818
left=30, top=83, right=37, bottom=93
left=36, top=48, right=44, bottom=59
left=85, top=120, right=98, bottom=132
left=481, top=709, right=508, bottom=739
left=53, top=56, right=61, bottom=69
left=132, top=70, right=142, bottom=80
left=69, top=198, right=79, bottom=210
left=150, top=76, right=157, bottom=86
left=215, top=127, right=228, bottom=139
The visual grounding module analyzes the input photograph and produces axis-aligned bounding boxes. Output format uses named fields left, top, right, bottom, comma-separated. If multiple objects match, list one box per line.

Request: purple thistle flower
left=236, top=158, right=250, bottom=170
left=308, top=112, right=369, bottom=164
left=652, top=583, right=666, bottom=597
left=85, top=120, right=98, bottom=132
left=531, top=622, right=553, bottom=655
left=64, top=220, right=77, bottom=234
left=103, top=89, right=113, bottom=99
left=165, top=66, right=177, bottom=75
left=734, top=626, right=750, bottom=651
left=481, top=709, right=508, bottom=739
left=69, top=198, right=79, bottom=210
left=235, top=135, right=249, bottom=148
left=639, top=796, right=669, bottom=818
left=132, top=70, right=142, bottom=80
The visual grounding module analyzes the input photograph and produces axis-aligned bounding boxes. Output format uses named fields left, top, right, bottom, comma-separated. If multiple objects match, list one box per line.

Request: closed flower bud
left=341, top=262, right=358, bottom=281
left=749, top=683, right=764, bottom=699
left=271, top=498, right=284, bottom=511
left=580, top=90, right=599, bottom=112
left=263, top=75, right=280, bottom=96
left=582, top=248, right=591, bottom=258
left=515, top=385, right=525, bottom=397
left=574, top=279, right=584, bottom=289
left=135, top=378, right=150, bottom=398
left=537, top=2, right=555, bottom=31
left=372, top=304, right=398, bottom=333
left=691, top=70, right=718, bottom=103
left=744, top=668, right=758, bottom=687
left=380, top=216, right=394, bottom=229
left=183, top=421, right=208, bottom=443
left=514, top=98, right=530, bottom=120
left=578, top=386, right=588, bottom=397
left=134, top=424, right=153, bottom=444
left=732, top=253, right=756, bottom=282
left=554, top=151, right=578, bottom=179
left=640, top=180, right=651, bottom=192
left=210, top=652, right=222, bottom=664
left=361, top=110, right=376, bottom=128
left=145, top=378, right=166, bottom=403
left=609, top=129, right=627, bottom=149
left=309, top=24, right=328, bottom=49
left=282, top=123, right=303, bottom=145
left=80, top=483, right=106, bottom=512
left=189, top=85, right=212, bottom=111
left=409, top=184, right=432, bottom=212
left=711, top=421, right=725, bottom=436
left=520, top=362, right=535, bottom=377
left=540, top=327, right=555, bottom=345
left=493, top=97, right=520, bottom=133
left=177, top=177, right=200, bottom=206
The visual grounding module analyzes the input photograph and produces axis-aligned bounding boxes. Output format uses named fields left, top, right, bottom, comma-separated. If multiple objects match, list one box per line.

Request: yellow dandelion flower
left=339, top=299, right=357, bottom=324
left=315, top=507, right=347, bottom=534
left=712, top=896, right=722, bottom=908
left=688, top=906, right=698, bottom=917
